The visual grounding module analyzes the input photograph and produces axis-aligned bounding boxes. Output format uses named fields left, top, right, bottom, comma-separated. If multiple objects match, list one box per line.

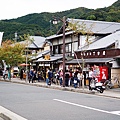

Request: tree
left=0, top=40, right=26, bottom=67
left=0, top=40, right=27, bottom=80
left=87, top=15, right=96, bottom=20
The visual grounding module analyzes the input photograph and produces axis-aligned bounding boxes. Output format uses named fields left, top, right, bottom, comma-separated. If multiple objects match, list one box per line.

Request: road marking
left=53, top=99, right=120, bottom=116
left=110, top=111, right=120, bottom=114
left=0, top=106, right=27, bottom=120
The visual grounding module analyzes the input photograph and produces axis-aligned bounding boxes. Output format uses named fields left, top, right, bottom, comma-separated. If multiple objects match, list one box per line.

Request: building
left=32, top=18, right=120, bottom=86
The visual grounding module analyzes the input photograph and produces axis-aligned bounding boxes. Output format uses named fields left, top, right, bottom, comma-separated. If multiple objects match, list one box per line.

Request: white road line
left=53, top=99, right=120, bottom=116
left=110, top=111, right=120, bottom=114
left=0, top=106, right=27, bottom=120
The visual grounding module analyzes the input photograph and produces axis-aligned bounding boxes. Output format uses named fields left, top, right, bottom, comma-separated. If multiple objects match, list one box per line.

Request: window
left=93, top=51, right=95, bottom=55
left=60, top=45, right=63, bottom=54
left=97, top=51, right=100, bottom=55
left=53, top=46, right=58, bottom=54
left=65, top=43, right=71, bottom=52
left=55, top=46, right=58, bottom=54
left=59, top=43, right=71, bottom=54
left=103, top=51, right=106, bottom=55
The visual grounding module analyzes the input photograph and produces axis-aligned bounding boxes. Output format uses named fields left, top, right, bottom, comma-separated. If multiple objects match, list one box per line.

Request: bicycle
left=104, top=76, right=120, bottom=89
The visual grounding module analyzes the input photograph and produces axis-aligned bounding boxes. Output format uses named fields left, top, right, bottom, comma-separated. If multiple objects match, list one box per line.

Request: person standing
left=48, top=69, right=53, bottom=85
left=46, top=68, right=50, bottom=85
left=65, top=70, right=70, bottom=87
left=54, top=70, right=60, bottom=85
left=77, top=72, right=83, bottom=88
left=88, top=68, right=93, bottom=90
left=29, top=69, right=34, bottom=83
left=20, top=68, right=23, bottom=80
left=59, top=69, right=63, bottom=86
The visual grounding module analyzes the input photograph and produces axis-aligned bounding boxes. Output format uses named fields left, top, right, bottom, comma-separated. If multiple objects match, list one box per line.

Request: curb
left=0, top=113, right=11, bottom=120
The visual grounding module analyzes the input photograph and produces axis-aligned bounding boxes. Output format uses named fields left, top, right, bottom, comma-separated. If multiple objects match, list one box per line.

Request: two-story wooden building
left=41, top=19, right=120, bottom=69
left=33, top=18, right=120, bottom=85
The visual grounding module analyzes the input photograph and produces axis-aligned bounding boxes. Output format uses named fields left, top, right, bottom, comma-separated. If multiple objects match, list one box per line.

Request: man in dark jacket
left=48, top=69, right=53, bottom=85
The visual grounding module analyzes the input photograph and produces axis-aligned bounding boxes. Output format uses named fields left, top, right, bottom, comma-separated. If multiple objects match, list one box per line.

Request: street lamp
left=53, top=16, right=66, bottom=87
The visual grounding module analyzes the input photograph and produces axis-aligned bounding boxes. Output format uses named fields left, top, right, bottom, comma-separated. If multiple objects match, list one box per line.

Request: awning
left=66, top=58, right=114, bottom=64
left=34, top=54, right=63, bottom=63
left=114, top=55, right=120, bottom=58
left=19, top=63, right=29, bottom=66
left=30, top=50, right=50, bottom=60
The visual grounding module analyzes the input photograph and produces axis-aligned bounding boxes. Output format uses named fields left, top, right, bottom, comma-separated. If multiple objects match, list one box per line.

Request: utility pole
left=62, top=16, right=66, bottom=87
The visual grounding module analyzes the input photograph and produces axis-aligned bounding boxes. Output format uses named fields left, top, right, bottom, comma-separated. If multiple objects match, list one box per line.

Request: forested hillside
left=0, top=0, right=120, bottom=40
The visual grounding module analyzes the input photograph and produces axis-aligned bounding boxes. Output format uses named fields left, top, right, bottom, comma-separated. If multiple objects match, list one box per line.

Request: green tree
left=87, top=15, right=96, bottom=20
left=0, top=40, right=26, bottom=66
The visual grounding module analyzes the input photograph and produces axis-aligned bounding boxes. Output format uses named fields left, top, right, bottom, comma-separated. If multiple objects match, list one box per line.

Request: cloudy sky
left=0, top=0, right=118, bottom=20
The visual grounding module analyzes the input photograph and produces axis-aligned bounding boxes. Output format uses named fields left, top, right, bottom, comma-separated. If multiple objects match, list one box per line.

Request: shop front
left=66, top=57, right=113, bottom=85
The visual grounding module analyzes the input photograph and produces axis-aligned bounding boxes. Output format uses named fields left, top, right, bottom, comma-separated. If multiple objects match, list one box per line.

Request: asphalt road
left=0, top=82, right=120, bottom=120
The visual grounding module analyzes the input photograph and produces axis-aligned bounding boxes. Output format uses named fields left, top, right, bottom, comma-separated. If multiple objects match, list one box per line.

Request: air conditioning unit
left=115, top=40, right=120, bottom=48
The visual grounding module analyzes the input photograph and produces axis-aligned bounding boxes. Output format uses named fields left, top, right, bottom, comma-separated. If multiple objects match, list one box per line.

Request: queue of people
left=47, top=68, right=84, bottom=88
left=20, top=68, right=84, bottom=88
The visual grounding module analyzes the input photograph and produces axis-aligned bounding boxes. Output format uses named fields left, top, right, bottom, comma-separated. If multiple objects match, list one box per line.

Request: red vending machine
left=93, top=66, right=108, bottom=82
left=99, top=66, right=108, bottom=82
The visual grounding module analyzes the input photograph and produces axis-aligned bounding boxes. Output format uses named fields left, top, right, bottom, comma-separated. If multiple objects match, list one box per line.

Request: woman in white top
left=77, top=72, right=83, bottom=87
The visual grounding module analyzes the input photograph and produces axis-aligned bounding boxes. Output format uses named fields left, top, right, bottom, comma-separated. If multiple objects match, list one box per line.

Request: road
left=0, top=81, right=120, bottom=120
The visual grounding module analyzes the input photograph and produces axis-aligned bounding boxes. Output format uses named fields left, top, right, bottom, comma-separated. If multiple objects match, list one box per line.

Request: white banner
left=0, top=32, right=4, bottom=47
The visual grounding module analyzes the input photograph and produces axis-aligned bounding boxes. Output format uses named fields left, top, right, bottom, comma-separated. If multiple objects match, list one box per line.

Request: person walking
left=3, top=69, right=7, bottom=80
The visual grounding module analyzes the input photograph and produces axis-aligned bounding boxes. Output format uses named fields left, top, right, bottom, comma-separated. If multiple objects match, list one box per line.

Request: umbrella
left=19, top=63, right=29, bottom=66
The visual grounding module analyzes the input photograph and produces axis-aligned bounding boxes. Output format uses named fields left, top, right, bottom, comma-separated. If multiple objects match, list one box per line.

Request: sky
left=0, top=0, right=118, bottom=20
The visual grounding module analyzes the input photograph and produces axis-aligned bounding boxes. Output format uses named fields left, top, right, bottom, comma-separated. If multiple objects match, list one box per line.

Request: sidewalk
left=0, top=77, right=120, bottom=99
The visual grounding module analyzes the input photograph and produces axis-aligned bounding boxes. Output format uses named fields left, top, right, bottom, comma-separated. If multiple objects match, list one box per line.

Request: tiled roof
left=36, top=54, right=63, bottom=62
left=28, top=36, right=46, bottom=48
left=31, top=50, right=50, bottom=60
left=67, top=18, right=120, bottom=34
left=76, top=30, right=120, bottom=51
